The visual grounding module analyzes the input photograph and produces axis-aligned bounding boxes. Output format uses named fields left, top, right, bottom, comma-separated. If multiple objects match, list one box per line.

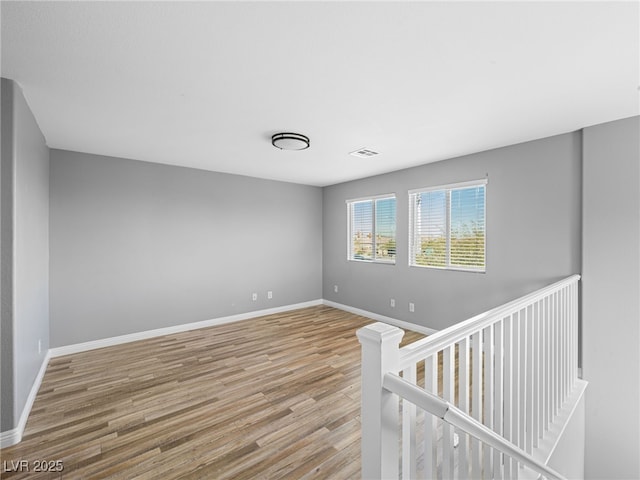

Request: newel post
left=357, top=322, right=405, bottom=480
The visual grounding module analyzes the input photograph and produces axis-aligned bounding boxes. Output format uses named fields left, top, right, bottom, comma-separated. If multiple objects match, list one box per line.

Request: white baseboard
left=322, top=300, right=438, bottom=336
left=48, top=299, right=434, bottom=359
left=0, top=349, right=51, bottom=448
left=1, top=298, right=429, bottom=447
left=49, top=299, right=324, bottom=358
left=2, top=300, right=324, bottom=447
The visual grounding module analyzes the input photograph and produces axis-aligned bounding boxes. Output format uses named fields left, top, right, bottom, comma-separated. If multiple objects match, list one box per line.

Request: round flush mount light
left=271, top=132, right=310, bottom=151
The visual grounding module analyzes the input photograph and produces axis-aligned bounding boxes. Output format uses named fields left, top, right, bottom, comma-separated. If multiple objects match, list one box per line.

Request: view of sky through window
left=411, top=183, right=485, bottom=270
left=349, top=196, right=396, bottom=262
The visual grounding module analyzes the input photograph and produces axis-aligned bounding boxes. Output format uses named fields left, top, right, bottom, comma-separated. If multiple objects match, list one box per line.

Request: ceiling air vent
left=349, top=148, right=379, bottom=158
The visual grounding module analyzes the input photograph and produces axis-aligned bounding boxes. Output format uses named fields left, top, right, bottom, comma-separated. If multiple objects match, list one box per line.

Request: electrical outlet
left=267, top=291, right=273, bottom=299
left=252, top=293, right=257, bottom=301
left=334, top=285, right=338, bottom=293
left=390, top=298, right=396, bottom=308
left=409, top=302, right=415, bottom=313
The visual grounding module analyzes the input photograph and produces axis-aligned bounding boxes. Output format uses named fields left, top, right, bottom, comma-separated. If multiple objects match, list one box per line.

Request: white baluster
left=503, top=315, right=514, bottom=479
left=403, top=364, right=417, bottom=480
left=483, top=324, right=494, bottom=475
left=533, top=300, right=541, bottom=447
left=458, top=337, right=471, bottom=478
left=493, top=321, right=504, bottom=480
left=565, top=285, right=572, bottom=397
left=550, top=292, right=557, bottom=420
left=471, top=331, right=483, bottom=478
left=560, top=287, right=566, bottom=405
left=519, top=308, right=527, bottom=453
left=424, top=355, right=438, bottom=480
left=443, top=346, right=455, bottom=479
left=570, top=283, right=575, bottom=384
left=553, top=292, right=560, bottom=420
left=545, top=295, right=552, bottom=431
left=512, top=311, right=522, bottom=451
left=572, top=280, right=579, bottom=382
left=525, top=305, right=534, bottom=454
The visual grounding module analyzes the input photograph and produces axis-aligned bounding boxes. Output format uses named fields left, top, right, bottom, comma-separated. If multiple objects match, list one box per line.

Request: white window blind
left=348, top=195, right=396, bottom=263
left=409, top=180, right=486, bottom=271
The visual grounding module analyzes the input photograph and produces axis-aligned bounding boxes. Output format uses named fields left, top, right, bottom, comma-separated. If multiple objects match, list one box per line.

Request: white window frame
left=409, top=179, right=487, bottom=272
left=347, top=193, right=396, bottom=264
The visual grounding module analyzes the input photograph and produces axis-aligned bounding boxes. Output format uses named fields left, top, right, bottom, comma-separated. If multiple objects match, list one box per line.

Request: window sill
left=348, top=258, right=396, bottom=265
left=409, top=264, right=485, bottom=273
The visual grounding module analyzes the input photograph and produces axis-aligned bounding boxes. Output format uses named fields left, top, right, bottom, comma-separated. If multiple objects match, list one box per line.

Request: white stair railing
left=383, top=373, right=565, bottom=480
left=357, top=275, right=581, bottom=479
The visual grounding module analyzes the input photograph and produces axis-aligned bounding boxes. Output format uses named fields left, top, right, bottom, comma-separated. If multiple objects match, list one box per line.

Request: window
left=409, top=180, right=486, bottom=271
left=347, top=194, right=396, bottom=263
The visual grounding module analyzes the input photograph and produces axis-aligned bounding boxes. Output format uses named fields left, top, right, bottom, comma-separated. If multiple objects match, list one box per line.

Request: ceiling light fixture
left=272, top=132, right=310, bottom=151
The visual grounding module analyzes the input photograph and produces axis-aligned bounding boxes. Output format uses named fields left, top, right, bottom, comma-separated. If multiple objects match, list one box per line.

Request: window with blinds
left=347, top=194, right=396, bottom=263
left=409, top=180, right=486, bottom=271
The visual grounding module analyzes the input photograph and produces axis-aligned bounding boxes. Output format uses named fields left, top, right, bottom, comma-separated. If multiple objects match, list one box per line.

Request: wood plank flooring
left=0, top=306, right=424, bottom=479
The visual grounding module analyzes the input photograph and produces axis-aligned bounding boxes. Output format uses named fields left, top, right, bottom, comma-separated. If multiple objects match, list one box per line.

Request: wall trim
left=50, top=299, right=324, bottom=358
left=1, top=298, right=430, bottom=447
left=534, top=379, right=588, bottom=464
left=0, top=349, right=51, bottom=448
left=521, top=379, right=588, bottom=480
left=322, top=300, right=438, bottom=336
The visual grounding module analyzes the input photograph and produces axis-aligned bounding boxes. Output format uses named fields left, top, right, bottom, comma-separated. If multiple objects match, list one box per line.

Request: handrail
left=398, top=274, right=580, bottom=368
left=384, top=373, right=567, bottom=480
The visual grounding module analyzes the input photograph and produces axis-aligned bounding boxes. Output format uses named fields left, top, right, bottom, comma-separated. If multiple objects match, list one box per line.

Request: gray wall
left=0, top=78, right=50, bottom=431
left=582, top=116, right=639, bottom=479
left=323, top=132, right=582, bottom=330
left=50, top=150, right=322, bottom=347
left=1, top=78, right=16, bottom=431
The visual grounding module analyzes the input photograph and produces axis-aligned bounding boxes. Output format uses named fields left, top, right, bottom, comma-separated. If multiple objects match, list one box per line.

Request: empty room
left=1, top=1, right=638, bottom=479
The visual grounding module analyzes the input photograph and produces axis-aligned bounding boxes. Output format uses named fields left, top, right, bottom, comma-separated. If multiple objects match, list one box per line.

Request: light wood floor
left=0, top=306, right=424, bottom=479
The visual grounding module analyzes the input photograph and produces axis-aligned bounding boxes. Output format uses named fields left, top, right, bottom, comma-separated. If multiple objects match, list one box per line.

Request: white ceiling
left=2, top=1, right=638, bottom=187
